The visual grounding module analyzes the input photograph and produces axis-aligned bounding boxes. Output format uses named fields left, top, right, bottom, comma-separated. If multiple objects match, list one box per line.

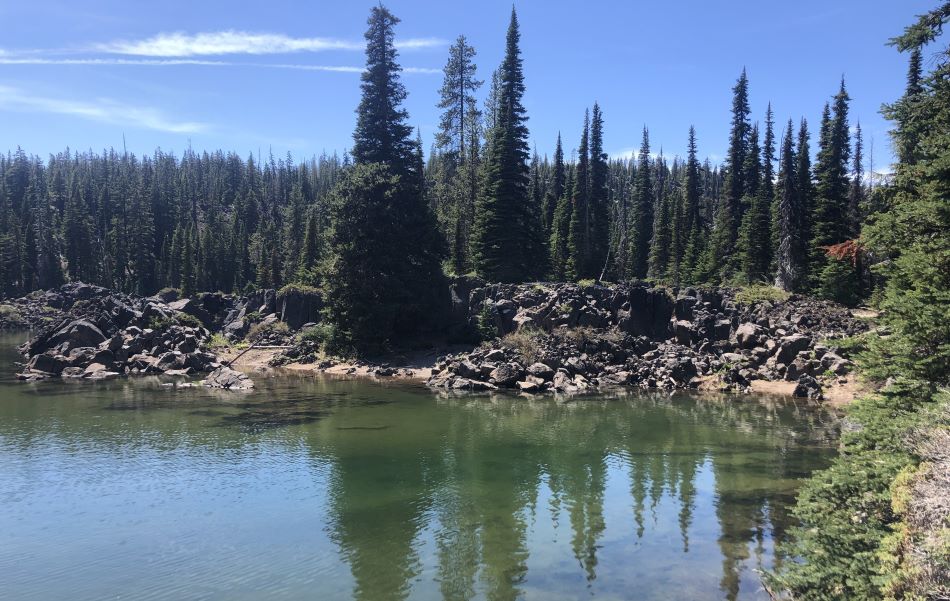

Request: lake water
left=0, top=333, right=837, bottom=601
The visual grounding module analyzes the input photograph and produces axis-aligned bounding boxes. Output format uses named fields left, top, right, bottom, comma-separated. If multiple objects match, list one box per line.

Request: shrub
left=476, top=304, right=496, bottom=341
left=277, top=283, right=321, bottom=297
left=501, top=326, right=546, bottom=364
left=816, top=257, right=860, bottom=307
left=577, top=278, right=597, bottom=288
left=0, top=304, right=21, bottom=318
left=299, top=322, right=335, bottom=346
left=247, top=320, right=289, bottom=341
left=734, top=284, right=791, bottom=305
left=206, top=333, right=230, bottom=348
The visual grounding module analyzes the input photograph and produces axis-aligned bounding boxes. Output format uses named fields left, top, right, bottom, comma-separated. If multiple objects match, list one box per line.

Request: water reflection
left=0, top=335, right=836, bottom=601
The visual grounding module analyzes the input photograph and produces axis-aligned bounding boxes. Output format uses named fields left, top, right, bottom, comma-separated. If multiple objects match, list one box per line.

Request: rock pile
left=16, top=285, right=222, bottom=382
left=429, top=282, right=868, bottom=397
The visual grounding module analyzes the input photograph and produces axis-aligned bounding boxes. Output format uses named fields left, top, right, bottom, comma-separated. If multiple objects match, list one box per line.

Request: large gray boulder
left=774, top=334, right=812, bottom=365
left=202, top=366, right=254, bottom=390
left=735, top=322, right=768, bottom=350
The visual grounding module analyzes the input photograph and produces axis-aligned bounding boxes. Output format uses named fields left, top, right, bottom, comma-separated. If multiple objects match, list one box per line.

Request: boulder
left=793, top=375, right=823, bottom=400
left=526, top=362, right=554, bottom=380
left=674, top=320, right=695, bottom=345
left=774, top=334, right=812, bottom=365
left=169, top=298, right=213, bottom=327
left=27, top=353, right=68, bottom=375
left=489, top=362, right=524, bottom=387
left=735, top=322, right=767, bottom=350
left=202, top=366, right=255, bottom=390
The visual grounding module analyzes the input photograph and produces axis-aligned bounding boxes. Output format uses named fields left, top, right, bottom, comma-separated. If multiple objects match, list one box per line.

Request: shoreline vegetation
left=0, top=2, right=947, bottom=600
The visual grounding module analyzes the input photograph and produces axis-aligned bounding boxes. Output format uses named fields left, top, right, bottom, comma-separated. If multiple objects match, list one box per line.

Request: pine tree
left=351, top=6, right=416, bottom=179
left=472, top=7, right=538, bottom=282
left=796, top=118, right=814, bottom=285
left=588, top=103, right=609, bottom=279
left=847, top=122, right=865, bottom=238
left=740, top=123, right=772, bottom=283
left=542, top=133, right=565, bottom=237
left=435, top=35, right=482, bottom=166
left=647, top=190, right=671, bottom=281
left=774, top=119, right=803, bottom=291
left=326, top=5, right=446, bottom=351
left=296, top=207, right=321, bottom=285
left=712, top=69, right=751, bottom=273
left=549, top=168, right=574, bottom=280
left=567, top=111, right=590, bottom=279
left=629, top=127, right=653, bottom=279
left=63, top=175, right=95, bottom=284
left=811, top=80, right=852, bottom=296
left=679, top=127, right=702, bottom=281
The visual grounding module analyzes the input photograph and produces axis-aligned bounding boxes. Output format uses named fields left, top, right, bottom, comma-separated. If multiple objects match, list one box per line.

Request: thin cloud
left=93, top=30, right=445, bottom=57
left=0, top=56, right=440, bottom=74
left=0, top=85, right=209, bottom=134
left=0, top=57, right=229, bottom=66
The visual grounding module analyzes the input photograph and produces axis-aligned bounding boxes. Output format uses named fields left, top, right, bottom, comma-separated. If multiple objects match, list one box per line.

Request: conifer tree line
left=1, top=3, right=883, bottom=318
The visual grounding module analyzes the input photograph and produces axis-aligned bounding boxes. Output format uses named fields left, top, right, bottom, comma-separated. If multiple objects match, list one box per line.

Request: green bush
left=277, top=283, right=321, bottom=297
left=501, top=326, right=546, bottom=364
left=247, top=320, right=289, bottom=341
left=299, top=322, right=335, bottom=345
left=148, top=311, right=203, bottom=331
left=734, top=284, right=791, bottom=305
left=816, top=258, right=861, bottom=307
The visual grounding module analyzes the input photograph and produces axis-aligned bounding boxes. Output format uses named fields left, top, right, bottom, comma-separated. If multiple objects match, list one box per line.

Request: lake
left=0, top=333, right=836, bottom=601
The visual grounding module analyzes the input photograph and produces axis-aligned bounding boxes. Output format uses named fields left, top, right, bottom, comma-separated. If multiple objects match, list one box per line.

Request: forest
left=1, top=11, right=875, bottom=313
left=1, top=2, right=949, bottom=599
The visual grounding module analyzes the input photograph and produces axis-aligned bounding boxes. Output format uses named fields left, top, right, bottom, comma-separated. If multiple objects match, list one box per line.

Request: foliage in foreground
left=775, top=3, right=950, bottom=599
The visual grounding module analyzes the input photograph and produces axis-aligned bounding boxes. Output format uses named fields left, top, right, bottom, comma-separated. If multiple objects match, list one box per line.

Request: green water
left=0, top=333, right=837, bottom=601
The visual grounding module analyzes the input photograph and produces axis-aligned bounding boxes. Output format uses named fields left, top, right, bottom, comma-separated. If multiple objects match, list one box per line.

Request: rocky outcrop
left=202, top=366, right=254, bottom=390
left=276, top=286, right=323, bottom=330
left=14, top=284, right=224, bottom=382
left=428, top=282, right=868, bottom=396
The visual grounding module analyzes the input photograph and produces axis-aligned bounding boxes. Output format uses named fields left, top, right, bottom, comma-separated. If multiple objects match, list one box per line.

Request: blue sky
left=0, top=1, right=936, bottom=169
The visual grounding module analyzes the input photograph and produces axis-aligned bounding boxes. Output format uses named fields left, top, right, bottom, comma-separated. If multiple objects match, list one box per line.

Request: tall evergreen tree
left=542, top=133, right=565, bottom=237
left=712, top=69, right=751, bottom=273
left=435, top=36, right=482, bottom=165
left=472, top=8, right=539, bottom=282
left=740, top=122, right=772, bottom=283
left=774, top=120, right=804, bottom=290
left=588, top=103, right=610, bottom=279
left=351, top=6, right=417, bottom=180
left=647, top=190, right=671, bottom=281
left=629, top=127, right=653, bottom=279
left=566, top=111, right=590, bottom=279
left=326, top=5, right=446, bottom=351
left=795, top=118, right=814, bottom=285
left=549, top=167, right=574, bottom=280
left=811, top=80, right=852, bottom=295
left=847, top=121, right=865, bottom=238
left=680, top=127, right=703, bottom=282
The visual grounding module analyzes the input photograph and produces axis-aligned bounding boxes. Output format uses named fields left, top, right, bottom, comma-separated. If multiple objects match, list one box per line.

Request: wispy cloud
left=0, top=56, right=440, bottom=74
left=92, top=30, right=445, bottom=57
left=0, top=57, right=229, bottom=66
left=0, top=85, right=209, bottom=134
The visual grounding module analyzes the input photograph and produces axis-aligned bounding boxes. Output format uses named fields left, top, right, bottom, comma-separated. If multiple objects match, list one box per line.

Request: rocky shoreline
left=2, top=279, right=870, bottom=399
left=426, top=281, right=868, bottom=399
left=3, top=282, right=319, bottom=388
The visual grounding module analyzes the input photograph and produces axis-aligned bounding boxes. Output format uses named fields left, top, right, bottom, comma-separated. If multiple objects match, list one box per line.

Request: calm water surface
left=0, top=333, right=837, bottom=601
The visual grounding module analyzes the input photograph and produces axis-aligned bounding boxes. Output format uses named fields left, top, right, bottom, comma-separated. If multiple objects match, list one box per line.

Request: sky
left=0, top=0, right=938, bottom=169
